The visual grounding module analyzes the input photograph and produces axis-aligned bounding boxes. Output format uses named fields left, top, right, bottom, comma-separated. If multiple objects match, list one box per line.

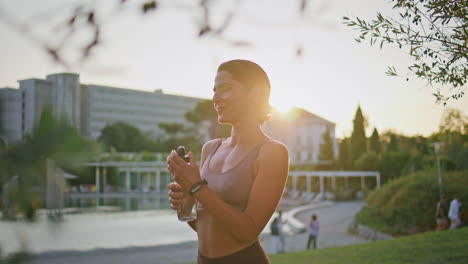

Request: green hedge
left=356, top=170, right=468, bottom=235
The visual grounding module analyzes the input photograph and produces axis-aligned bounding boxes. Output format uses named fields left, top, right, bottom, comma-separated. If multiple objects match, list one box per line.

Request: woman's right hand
left=168, top=182, right=184, bottom=210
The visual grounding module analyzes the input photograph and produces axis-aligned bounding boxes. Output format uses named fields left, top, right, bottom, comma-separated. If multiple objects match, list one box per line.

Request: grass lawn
left=181, top=228, right=468, bottom=264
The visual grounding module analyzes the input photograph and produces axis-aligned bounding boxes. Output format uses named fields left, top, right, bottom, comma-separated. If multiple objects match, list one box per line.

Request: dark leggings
left=307, top=234, right=317, bottom=249
left=198, top=241, right=270, bottom=264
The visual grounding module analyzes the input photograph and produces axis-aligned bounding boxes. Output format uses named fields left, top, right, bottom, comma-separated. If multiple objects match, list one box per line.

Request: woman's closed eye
left=214, top=84, right=231, bottom=93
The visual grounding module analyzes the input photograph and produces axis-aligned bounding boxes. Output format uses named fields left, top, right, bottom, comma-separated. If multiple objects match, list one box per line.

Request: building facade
left=0, top=88, right=22, bottom=143
left=263, top=108, right=339, bottom=165
left=81, top=85, right=202, bottom=139
left=0, top=73, right=204, bottom=142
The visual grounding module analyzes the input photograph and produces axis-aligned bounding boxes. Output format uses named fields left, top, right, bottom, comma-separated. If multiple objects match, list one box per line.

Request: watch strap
left=189, top=179, right=208, bottom=196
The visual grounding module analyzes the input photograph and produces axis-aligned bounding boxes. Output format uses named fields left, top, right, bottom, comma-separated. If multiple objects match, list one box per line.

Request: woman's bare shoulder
left=202, top=138, right=223, bottom=153
left=200, top=138, right=223, bottom=164
left=260, top=138, right=289, bottom=159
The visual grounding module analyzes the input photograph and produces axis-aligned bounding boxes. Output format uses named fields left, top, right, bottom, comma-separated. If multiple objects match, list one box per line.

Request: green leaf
left=142, top=1, right=157, bottom=13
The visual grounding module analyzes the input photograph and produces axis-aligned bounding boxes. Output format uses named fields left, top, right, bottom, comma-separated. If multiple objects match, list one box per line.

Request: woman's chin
left=217, top=116, right=230, bottom=124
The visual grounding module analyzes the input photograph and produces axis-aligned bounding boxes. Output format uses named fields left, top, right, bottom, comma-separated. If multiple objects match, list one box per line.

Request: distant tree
left=355, top=152, right=378, bottom=171
left=439, top=108, right=468, bottom=134
left=338, top=138, right=351, bottom=170
left=158, top=122, right=185, bottom=135
left=185, top=99, right=230, bottom=139
left=350, top=106, right=367, bottom=165
left=1, top=107, right=98, bottom=220
left=378, top=151, right=412, bottom=183
left=0, top=99, right=3, bottom=136
left=344, top=0, right=467, bottom=104
left=98, top=122, right=148, bottom=152
left=369, top=128, right=381, bottom=154
left=437, top=108, right=468, bottom=170
left=155, top=121, right=202, bottom=156
left=318, top=126, right=334, bottom=162
left=386, top=134, right=399, bottom=152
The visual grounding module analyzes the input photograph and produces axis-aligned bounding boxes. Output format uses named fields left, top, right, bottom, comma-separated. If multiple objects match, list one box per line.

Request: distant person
left=167, top=60, right=289, bottom=264
left=269, top=218, right=281, bottom=254
left=276, top=210, right=287, bottom=253
left=435, top=196, right=449, bottom=231
left=307, top=214, right=319, bottom=249
left=448, top=197, right=462, bottom=229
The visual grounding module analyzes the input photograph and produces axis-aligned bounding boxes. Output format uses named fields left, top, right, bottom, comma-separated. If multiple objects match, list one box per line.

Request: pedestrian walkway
left=261, top=201, right=370, bottom=253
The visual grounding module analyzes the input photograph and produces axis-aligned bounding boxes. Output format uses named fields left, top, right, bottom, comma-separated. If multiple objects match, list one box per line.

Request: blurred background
left=0, top=0, right=466, bottom=263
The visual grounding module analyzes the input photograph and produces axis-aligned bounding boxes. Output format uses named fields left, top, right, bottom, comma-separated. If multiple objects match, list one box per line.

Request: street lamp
left=433, top=142, right=443, bottom=199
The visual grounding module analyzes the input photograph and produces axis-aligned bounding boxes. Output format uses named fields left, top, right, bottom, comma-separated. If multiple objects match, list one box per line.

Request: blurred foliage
left=355, top=152, right=379, bottom=171
left=338, top=107, right=467, bottom=186
left=318, top=126, right=334, bottom=162
left=356, top=170, right=468, bottom=235
left=0, top=251, right=31, bottom=264
left=0, top=107, right=99, bottom=220
left=333, top=187, right=356, bottom=201
left=337, top=138, right=351, bottom=170
left=185, top=99, right=231, bottom=139
left=96, top=99, right=231, bottom=159
left=98, top=121, right=150, bottom=152
left=350, top=106, right=367, bottom=164
left=386, top=134, right=399, bottom=152
left=344, top=0, right=467, bottom=104
left=368, top=128, right=381, bottom=154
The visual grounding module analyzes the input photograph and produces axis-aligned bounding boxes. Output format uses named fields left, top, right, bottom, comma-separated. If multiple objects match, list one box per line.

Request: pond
left=64, top=194, right=170, bottom=211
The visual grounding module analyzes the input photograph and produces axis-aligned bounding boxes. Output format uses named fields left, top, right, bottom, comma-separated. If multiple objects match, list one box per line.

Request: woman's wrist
left=190, top=179, right=208, bottom=196
left=192, top=182, right=208, bottom=199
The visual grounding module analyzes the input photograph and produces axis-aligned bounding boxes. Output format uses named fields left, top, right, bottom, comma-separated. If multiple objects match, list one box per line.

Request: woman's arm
left=191, top=141, right=289, bottom=244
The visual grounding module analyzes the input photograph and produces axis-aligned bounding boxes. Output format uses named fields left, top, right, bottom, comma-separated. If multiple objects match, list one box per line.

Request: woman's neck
left=227, top=120, right=266, bottom=146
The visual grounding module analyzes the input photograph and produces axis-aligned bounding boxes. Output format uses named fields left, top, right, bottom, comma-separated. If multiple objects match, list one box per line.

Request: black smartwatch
left=189, top=179, right=208, bottom=196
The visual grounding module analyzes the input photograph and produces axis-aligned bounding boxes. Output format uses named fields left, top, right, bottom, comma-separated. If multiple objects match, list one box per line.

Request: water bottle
left=176, top=146, right=197, bottom=222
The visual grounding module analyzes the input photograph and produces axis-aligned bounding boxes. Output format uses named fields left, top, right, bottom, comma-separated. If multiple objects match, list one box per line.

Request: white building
left=46, top=73, right=81, bottom=130
left=17, top=79, right=51, bottom=136
left=0, top=73, right=204, bottom=142
left=81, top=85, right=202, bottom=139
left=0, top=88, right=22, bottom=143
left=263, top=107, right=338, bottom=165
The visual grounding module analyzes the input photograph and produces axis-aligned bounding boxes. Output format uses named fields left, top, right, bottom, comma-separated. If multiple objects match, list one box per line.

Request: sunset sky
left=1, top=0, right=466, bottom=138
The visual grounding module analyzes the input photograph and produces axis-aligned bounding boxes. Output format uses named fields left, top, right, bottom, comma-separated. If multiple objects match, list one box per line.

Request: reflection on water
left=65, top=196, right=170, bottom=211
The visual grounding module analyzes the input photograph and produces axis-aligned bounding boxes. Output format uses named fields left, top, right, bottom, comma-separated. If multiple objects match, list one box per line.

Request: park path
left=277, top=201, right=370, bottom=251
left=11, top=201, right=370, bottom=264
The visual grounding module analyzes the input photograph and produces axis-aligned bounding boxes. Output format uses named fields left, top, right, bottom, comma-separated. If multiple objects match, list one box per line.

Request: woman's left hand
left=167, top=150, right=201, bottom=191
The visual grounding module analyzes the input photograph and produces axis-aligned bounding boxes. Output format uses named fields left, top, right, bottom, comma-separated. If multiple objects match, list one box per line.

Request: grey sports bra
left=200, top=138, right=270, bottom=211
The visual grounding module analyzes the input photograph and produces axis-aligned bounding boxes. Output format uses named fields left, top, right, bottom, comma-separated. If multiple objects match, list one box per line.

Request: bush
left=355, top=152, right=378, bottom=171
left=377, top=151, right=411, bottom=184
left=356, top=170, right=468, bottom=235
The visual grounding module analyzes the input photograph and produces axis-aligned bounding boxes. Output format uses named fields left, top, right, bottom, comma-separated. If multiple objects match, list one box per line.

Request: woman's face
left=212, top=71, right=251, bottom=124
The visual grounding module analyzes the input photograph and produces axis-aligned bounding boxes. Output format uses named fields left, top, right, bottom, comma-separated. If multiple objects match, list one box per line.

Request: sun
left=271, top=101, right=294, bottom=114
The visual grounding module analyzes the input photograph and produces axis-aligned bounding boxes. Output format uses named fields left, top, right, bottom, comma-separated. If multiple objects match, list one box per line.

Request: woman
left=167, top=59, right=289, bottom=264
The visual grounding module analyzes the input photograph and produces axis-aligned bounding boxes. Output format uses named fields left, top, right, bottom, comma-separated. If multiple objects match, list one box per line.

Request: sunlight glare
left=271, top=101, right=294, bottom=114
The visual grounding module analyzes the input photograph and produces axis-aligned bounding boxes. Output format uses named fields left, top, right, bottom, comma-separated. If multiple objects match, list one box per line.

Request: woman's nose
left=212, top=92, right=221, bottom=103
